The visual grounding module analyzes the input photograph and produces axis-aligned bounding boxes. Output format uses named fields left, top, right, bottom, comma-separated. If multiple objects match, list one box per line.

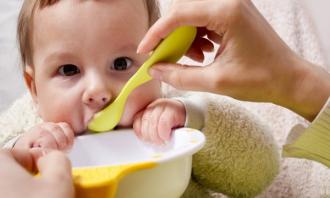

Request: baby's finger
left=14, top=136, right=33, bottom=150
left=147, top=107, right=165, bottom=144
left=58, top=122, right=75, bottom=149
left=157, top=109, right=177, bottom=142
left=133, top=111, right=144, bottom=139
left=34, top=130, right=58, bottom=150
left=141, top=109, right=153, bottom=142
left=43, top=124, right=68, bottom=150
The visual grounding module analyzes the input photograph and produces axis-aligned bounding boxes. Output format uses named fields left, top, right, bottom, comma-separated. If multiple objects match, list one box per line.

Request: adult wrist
left=288, top=58, right=330, bottom=121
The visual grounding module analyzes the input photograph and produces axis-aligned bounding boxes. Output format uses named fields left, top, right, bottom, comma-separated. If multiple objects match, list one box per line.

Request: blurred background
left=303, top=0, right=330, bottom=63
left=0, top=0, right=329, bottom=112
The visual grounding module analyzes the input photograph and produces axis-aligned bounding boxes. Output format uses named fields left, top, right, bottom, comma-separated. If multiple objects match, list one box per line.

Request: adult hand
left=138, top=0, right=330, bottom=121
left=0, top=149, right=74, bottom=198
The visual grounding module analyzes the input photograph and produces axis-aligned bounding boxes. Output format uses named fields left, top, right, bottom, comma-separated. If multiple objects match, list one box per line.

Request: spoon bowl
left=88, top=26, right=197, bottom=132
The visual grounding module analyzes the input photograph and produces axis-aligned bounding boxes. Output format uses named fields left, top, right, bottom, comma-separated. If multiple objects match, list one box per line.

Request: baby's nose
left=83, top=88, right=111, bottom=109
left=89, top=95, right=110, bottom=105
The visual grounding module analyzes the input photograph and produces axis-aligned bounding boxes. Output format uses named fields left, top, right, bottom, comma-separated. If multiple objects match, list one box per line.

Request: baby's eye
left=58, top=64, right=80, bottom=76
left=111, top=57, right=132, bottom=71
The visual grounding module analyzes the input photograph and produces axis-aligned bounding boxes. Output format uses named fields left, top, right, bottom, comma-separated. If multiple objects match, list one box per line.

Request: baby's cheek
left=38, top=103, right=81, bottom=132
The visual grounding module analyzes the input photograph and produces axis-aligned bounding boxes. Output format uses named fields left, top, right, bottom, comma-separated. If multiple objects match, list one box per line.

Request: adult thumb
left=149, top=62, right=212, bottom=91
left=37, top=151, right=72, bottom=184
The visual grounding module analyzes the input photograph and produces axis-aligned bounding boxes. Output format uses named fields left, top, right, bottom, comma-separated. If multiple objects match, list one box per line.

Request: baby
left=10, top=0, right=195, bottom=150
left=0, top=0, right=280, bottom=197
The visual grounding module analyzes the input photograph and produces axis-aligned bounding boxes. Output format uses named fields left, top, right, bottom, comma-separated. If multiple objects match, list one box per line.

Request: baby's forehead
left=34, top=0, right=149, bottom=23
left=18, top=0, right=158, bottom=66
left=32, top=0, right=150, bottom=54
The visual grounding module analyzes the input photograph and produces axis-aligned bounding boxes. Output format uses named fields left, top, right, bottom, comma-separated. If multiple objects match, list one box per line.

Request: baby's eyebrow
left=115, top=43, right=138, bottom=53
left=44, top=51, right=78, bottom=63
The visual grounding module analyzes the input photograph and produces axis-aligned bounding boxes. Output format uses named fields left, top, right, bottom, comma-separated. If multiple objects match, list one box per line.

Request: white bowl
left=68, top=127, right=205, bottom=198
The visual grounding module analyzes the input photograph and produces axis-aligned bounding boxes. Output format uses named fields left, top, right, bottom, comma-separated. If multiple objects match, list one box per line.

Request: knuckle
left=49, top=124, right=61, bottom=132
left=168, top=69, right=184, bottom=90
left=158, top=116, right=169, bottom=127
left=59, top=122, right=70, bottom=130
left=225, top=0, right=245, bottom=22
left=39, top=129, right=51, bottom=137
left=167, top=8, right=181, bottom=25
left=210, top=70, right=227, bottom=93
left=142, top=112, right=151, bottom=122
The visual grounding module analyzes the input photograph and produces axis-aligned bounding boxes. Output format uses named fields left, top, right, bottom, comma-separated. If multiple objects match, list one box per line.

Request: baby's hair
left=17, top=0, right=160, bottom=67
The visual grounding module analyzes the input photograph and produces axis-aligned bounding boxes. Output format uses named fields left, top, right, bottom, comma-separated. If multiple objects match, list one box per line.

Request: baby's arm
left=182, top=94, right=280, bottom=197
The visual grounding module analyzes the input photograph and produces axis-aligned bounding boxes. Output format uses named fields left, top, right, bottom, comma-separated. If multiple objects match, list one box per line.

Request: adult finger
left=149, top=62, right=215, bottom=92
left=10, top=149, right=36, bottom=172
left=0, top=150, right=34, bottom=174
left=37, top=151, right=73, bottom=186
left=185, top=36, right=214, bottom=62
left=137, top=1, right=225, bottom=53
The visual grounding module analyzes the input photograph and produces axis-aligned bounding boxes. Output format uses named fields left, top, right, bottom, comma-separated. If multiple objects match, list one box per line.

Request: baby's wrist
left=172, top=96, right=205, bottom=130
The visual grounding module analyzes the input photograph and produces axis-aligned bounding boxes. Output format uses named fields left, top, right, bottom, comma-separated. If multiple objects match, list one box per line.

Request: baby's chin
left=74, top=126, right=88, bottom=135
left=73, top=119, right=91, bottom=135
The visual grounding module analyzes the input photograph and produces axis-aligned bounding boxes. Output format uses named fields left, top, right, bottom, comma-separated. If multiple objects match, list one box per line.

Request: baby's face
left=26, top=0, right=161, bottom=134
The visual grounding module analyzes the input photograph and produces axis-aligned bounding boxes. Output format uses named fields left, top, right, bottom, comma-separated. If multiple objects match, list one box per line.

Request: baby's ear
left=24, top=65, right=38, bottom=104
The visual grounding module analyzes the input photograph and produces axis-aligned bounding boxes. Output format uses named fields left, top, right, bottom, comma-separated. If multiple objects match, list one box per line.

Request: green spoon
left=88, top=26, right=197, bottom=132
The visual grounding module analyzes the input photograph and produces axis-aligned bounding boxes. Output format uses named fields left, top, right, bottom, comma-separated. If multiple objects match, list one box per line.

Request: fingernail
left=136, top=46, right=142, bottom=54
left=137, top=41, right=145, bottom=54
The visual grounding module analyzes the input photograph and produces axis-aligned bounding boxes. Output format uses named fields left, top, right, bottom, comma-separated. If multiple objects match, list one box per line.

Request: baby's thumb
left=149, top=63, right=211, bottom=91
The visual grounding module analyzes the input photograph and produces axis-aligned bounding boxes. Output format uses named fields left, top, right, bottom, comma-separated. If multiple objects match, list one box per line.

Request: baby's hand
left=133, top=98, right=186, bottom=144
left=14, top=122, right=75, bottom=151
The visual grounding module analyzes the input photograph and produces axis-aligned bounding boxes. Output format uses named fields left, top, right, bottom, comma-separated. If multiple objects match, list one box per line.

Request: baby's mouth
left=79, top=113, right=96, bottom=134
left=85, top=115, right=95, bottom=129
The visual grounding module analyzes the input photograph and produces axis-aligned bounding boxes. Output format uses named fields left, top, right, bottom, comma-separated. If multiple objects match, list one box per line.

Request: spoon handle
left=116, top=26, right=197, bottom=104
